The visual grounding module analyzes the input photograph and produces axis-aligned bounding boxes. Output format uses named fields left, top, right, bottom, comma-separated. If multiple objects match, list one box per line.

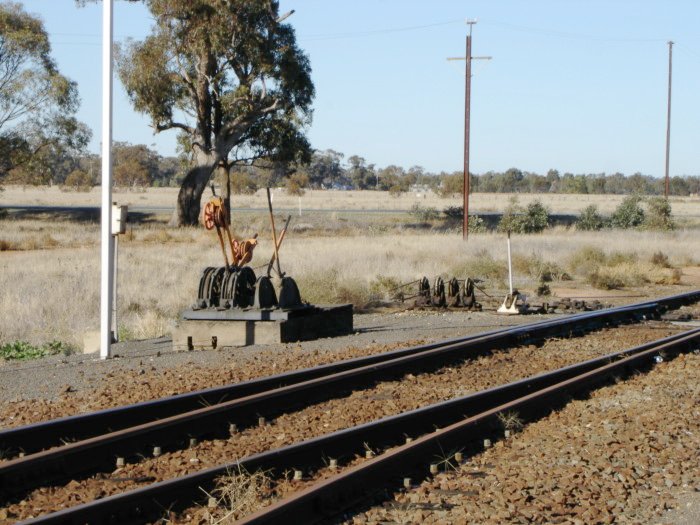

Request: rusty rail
left=21, top=326, right=700, bottom=525
left=6, top=290, right=696, bottom=459
left=0, top=299, right=668, bottom=502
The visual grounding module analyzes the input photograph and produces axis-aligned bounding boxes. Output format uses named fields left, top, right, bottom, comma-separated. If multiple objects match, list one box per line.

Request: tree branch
left=155, top=121, right=194, bottom=134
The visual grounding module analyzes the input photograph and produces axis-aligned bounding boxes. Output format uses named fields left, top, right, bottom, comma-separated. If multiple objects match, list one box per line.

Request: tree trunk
left=170, top=160, right=217, bottom=226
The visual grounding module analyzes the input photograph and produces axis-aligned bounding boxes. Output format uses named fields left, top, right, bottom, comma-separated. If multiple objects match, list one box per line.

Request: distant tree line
left=6, top=144, right=700, bottom=199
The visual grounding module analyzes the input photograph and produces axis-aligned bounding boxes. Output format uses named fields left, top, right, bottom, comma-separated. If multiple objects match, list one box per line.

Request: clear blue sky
left=20, top=0, right=700, bottom=177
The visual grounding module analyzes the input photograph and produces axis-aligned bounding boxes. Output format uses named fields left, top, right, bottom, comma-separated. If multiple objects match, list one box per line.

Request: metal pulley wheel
left=231, top=266, right=257, bottom=308
left=254, top=275, right=278, bottom=309
left=462, top=277, right=476, bottom=308
left=220, top=267, right=239, bottom=308
left=446, top=277, right=460, bottom=307
left=202, top=199, right=227, bottom=230
left=432, top=276, right=446, bottom=307
left=278, top=276, right=302, bottom=309
left=196, top=267, right=215, bottom=308
left=418, top=276, right=430, bottom=298
left=197, top=266, right=226, bottom=307
left=207, top=267, right=226, bottom=307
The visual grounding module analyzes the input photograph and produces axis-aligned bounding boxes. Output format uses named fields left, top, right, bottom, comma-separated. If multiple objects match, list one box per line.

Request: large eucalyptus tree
left=0, top=2, right=90, bottom=183
left=117, top=0, right=314, bottom=225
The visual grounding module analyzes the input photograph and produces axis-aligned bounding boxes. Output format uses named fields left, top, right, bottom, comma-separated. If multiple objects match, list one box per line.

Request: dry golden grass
left=207, top=467, right=272, bottom=523
left=1, top=212, right=699, bottom=348
left=3, top=185, right=700, bottom=217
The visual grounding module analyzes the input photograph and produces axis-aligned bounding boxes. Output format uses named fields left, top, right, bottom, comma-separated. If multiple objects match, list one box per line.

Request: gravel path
left=0, top=310, right=554, bottom=413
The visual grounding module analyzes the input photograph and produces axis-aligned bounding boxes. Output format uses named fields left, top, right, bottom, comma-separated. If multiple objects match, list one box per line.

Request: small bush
left=536, top=280, right=551, bottom=296
left=588, top=261, right=681, bottom=290
left=521, top=200, right=550, bottom=233
left=369, top=274, right=403, bottom=300
left=607, top=251, right=638, bottom=266
left=285, top=173, right=309, bottom=196
left=576, top=205, right=606, bottom=231
left=442, top=205, right=463, bottom=220
left=567, top=246, right=606, bottom=276
left=409, top=203, right=440, bottom=222
left=388, top=185, right=405, bottom=197
left=644, top=197, right=674, bottom=231
left=588, top=270, right=626, bottom=290
left=0, top=239, right=16, bottom=251
left=650, top=251, right=671, bottom=268
left=441, top=206, right=487, bottom=233
left=468, top=215, right=487, bottom=233
left=63, top=169, right=94, bottom=191
left=497, top=198, right=550, bottom=234
left=0, top=340, right=74, bottom=361
left=611, top=195, right=645, bottom=229
left=513, top=253, right=569, bottom=282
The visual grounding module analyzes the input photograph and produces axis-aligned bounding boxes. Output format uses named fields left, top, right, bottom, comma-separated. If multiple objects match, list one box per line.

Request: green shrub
left=409, top=203, right=440, bottom=222
left=576, top=205, right=606, bottom=231
left=0, top=340, right=74, bottom=361
left=521, top=200, right=550, bottom=233
left=643, top=197, right=674, bottom=231
left=611, top=195, right=645, bottom=229
left=497, top=198, right=550, bottom=234
left=441, top=206, right=487, bottom=233
left=468, top=214, right=487, bottom=233
left=442, top=205, right=462, bottom=220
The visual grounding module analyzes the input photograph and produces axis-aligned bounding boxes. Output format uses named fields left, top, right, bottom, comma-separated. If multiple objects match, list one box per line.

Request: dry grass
left=3, top=185, right=700, bottom=217
left=0, top=215, right=699, bottom=347
left=207, top=466, right=272, bottom=523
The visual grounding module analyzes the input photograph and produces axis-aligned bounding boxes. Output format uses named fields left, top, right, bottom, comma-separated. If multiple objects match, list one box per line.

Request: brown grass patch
left=209, top=466, right=273, bottom=522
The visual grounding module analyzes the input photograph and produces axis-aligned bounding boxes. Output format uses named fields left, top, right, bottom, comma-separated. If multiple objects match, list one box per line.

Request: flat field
left=1, top=186, right=699, bottom=348
left=3, top=184, right=700, bottom=216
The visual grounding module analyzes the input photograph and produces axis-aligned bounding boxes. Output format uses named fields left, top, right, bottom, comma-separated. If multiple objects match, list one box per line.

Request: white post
left=298, top=196, right=301, bottom=216
left=100, top=0, right=114, bottom=359
left=506, top=231, right=513, bottom=296
left=112, top=233, right=118, bottom=342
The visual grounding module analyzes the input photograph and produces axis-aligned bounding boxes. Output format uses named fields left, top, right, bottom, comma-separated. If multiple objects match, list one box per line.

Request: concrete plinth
left=172, top=304, right=353, bottom=350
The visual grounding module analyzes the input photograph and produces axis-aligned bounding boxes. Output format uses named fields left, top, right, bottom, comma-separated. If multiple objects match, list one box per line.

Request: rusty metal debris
left=396, top=276, right=482, bottom=310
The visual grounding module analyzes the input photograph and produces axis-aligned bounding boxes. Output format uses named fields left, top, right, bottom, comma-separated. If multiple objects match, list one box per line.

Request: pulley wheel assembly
left=195, top=266, right=302, bottom=311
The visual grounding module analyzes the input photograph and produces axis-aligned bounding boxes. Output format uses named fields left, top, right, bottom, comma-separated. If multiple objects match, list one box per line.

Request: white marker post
left=100, top=0, right=114, bottom=359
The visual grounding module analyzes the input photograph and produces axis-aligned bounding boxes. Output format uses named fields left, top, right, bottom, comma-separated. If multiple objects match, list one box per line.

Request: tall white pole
left=100, top=0, right=114, bottom=359
left=506, top=231, right=513, bottom=296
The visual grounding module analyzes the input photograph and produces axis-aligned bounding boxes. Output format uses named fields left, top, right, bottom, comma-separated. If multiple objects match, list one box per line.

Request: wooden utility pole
left=664, top=40, right=673, bottom=198
left=448, top=21, right=491, bottom=240
left=463, top=30, right=472, bottom=240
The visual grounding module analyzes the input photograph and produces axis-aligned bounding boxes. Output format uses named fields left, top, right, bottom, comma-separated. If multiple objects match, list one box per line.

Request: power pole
left=448, top=20, right=491, bottom=240
left=664, top=40, right=673, bottom=199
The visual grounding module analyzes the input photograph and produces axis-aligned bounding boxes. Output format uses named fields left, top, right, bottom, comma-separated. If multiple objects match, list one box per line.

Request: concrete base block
left=83, top=331, right=100, bottom=354
left=173, top=304, right=353, bottom=350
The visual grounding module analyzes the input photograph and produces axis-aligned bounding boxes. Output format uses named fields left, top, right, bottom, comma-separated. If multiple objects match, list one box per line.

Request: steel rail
left=21, top=327, right=700, bottom=525
left=0, top=300, right=665, bottom=501
left=239, top=328, right=700, bottom=525
left=5, top=289, right=696, bottom=458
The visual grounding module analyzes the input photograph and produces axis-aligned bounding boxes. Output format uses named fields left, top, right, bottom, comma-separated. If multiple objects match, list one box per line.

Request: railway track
left=19, top=322, right=700, bottom=524
left=2, top=290, right=699, bottom=523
